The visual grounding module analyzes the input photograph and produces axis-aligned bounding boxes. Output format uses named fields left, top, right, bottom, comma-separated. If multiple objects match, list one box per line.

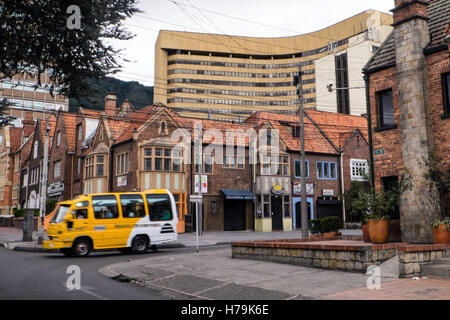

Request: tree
left=0, top=0, right=140, bottom=98
left=0, top=98, right=15, bottom=126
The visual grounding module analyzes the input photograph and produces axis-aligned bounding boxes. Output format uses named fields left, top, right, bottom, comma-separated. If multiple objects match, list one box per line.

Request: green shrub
left=319, top=216, right=343, bottom=233
left=13, top=209, right=25, bottom=218
left=308, top=219, right=321, bottom=235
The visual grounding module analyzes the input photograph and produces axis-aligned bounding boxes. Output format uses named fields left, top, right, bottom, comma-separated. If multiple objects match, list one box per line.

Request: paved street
left=0, top=245, right=181, bottom=300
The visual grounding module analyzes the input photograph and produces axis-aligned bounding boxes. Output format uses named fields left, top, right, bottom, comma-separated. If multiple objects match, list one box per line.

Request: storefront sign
left=293, top=183, right=314, bottom=195
left=117, top=176, right=127, bottom=187
left=271, top=183, right=285, bottom=195
left=194, top=175, right=207, bottom=193
left=47, top=181, right=64, bottom=197
left=323, top=189, right=335, bottom=196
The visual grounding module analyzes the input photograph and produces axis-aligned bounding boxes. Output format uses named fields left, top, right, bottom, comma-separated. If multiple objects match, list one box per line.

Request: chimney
left=104, top=94, right=117, bottom=117
left=22, top=112, right=35, bottom=139
left=391, top=0, right=438, bottom=243
left=392, top=0, right=429, bottom=26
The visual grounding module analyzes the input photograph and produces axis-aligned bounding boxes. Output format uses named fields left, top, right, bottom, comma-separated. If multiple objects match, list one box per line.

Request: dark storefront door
left=271, top=196, right=283, bottom=231
left=224, top=200, right=246, bottom=231
left=295, top=201, right=312, bottom=229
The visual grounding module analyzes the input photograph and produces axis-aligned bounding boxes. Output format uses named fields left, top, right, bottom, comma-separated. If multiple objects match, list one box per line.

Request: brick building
left=18, top=115, right=56, bottom=209
left=47, top=112, right=78, bottom=202
left=364, top=0, right=450, bottom=243
left=246, top=110, right=369, bottom=231
left=72, top=107, right=103, bottom=198
left=0, top=126, right=22, bottom=215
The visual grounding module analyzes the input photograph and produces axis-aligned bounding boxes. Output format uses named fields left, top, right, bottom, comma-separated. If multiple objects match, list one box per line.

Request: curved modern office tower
left=154, top=10, right=393, bottom=119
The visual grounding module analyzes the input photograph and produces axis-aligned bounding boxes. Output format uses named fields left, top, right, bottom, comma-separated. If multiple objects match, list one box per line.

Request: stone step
left=421, top=255, right=450, bottom=279
left=421, top=264, right=450, bottom=279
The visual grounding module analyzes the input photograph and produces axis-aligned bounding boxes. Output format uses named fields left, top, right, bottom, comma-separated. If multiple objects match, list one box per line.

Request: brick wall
left=369, top=67, right=404, bottom=191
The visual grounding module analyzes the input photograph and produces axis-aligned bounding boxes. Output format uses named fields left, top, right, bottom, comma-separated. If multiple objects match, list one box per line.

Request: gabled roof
left=245, top=110, right=368, bottom=154
left=365, top=0, right=450, bottom=74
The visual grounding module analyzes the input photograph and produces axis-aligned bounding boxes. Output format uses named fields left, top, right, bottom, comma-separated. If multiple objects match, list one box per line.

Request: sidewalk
left=98, top=246, right=450, bottom=300
left=0, top=227, right=362, bottom=253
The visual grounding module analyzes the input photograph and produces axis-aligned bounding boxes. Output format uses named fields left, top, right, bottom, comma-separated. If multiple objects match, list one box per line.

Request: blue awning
left=221, top=190, right=255, bottom=201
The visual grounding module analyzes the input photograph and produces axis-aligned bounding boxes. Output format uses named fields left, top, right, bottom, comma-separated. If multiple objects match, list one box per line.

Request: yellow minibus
left=43, top=189, right=178, bottom=257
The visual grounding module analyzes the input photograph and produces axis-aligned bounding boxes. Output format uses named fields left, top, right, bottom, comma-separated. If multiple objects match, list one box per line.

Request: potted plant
left=319, top=216, right=343, bottom=237
left=308, top=219, right=322, bottom=239
left=431, top=218, right=450, bottom=244
left=350, top=191, right=371, bottom=242
left=422, top=153, right=450, bottom=244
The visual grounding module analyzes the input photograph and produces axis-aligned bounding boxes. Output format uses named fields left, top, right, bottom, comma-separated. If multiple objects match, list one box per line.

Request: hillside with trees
left=69, top=77, right=154, bottom=112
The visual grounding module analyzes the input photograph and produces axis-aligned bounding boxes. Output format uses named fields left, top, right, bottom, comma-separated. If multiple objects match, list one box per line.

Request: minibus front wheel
left=73, top=238, right=92, bottom=257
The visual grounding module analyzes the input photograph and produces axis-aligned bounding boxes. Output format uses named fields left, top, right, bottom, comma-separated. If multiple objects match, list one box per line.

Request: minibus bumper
left=43, top=240, right=71, bottom=250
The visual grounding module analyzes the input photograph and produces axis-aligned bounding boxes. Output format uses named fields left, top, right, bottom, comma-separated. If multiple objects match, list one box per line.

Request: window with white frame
left=33, top=141, right=38, bottom=159
left=350, top=159, right=369, bottom=181
left=56, top=131, right=61, bottom=146
left=54, top=160, right=61, bottom=178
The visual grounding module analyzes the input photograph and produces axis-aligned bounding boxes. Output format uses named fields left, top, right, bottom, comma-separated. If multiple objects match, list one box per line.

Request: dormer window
left=159, top=120, right=168, bottom=135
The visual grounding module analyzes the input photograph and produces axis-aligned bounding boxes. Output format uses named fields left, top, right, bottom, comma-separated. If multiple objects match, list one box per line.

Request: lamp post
left=293, top=68, right=308, bottom=239
left=37, top=122, right=50, bottom=244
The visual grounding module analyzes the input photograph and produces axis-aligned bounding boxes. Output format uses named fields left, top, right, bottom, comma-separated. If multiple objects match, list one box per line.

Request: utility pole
left=37, top=122, right=50, bottom=244
left=194, top=121, right=203, bottom=252
left=294, top=67, right=308, bottom=239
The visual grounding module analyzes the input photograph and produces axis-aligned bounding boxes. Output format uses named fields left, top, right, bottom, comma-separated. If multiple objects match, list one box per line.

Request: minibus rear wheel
left=73, top=238, right=91, bottom=257
left=131, top=236, right=148, bottom=254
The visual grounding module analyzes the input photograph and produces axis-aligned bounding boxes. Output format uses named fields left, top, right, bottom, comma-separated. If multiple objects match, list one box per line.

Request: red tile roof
left=63, top=113, right=78, bottom=152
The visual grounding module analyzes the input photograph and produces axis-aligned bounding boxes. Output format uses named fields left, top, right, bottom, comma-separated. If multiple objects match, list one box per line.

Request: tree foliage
left=0, top=0, right=140, bottom=98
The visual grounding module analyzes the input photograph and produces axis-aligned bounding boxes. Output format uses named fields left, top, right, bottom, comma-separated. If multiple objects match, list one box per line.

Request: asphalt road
left=0, top=245, right=224, bottom=300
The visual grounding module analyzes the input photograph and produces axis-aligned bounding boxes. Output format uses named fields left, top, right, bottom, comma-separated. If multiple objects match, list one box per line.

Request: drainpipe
left=340, top=152, right=346, bottom=226
left=363, top=71, right=375, bottom=190
left=68, top=151, right=75, bottom=199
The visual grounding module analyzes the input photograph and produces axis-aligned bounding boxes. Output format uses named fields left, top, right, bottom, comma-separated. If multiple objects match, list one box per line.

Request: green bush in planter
left=308, top=219, right=321, bottom=235
left=13, top=209, right=25, bottom=218
left=319, top=216, right=343, bottom=233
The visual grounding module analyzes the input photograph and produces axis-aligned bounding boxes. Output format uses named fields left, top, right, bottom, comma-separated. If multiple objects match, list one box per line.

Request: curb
left=2, top=240, right=231, bottom=253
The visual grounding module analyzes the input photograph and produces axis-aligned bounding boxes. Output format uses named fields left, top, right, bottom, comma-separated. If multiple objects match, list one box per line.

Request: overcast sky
left=110, top=0, right=395, bottom=86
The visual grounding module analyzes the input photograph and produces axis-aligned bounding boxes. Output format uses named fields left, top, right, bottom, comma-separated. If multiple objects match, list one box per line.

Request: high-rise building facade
left=0, top=71, right=69, bottom=126
left=154, top=10, right=393, bottom=119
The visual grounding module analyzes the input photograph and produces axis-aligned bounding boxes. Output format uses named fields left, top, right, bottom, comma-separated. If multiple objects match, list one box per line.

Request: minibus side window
left=73, top=209, right=88, bottom=220
left=120, top=194, right=146, bottom=218
left=92, top=195, right=119, bottom=219
left=146, top=194, right=173, bottom=221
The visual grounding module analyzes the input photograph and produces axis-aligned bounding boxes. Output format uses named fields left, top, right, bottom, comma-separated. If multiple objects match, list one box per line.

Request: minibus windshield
left=51, top=205, right=71, bottom=223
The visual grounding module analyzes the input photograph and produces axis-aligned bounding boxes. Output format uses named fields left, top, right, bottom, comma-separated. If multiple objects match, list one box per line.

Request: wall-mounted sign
left=322, top=189, right=335, bottom=197
left=374, top=149, right=385, bottom=155
left=194, top=175, right=207, bottom=193
left=47, top=181, right=64, bottom=197
left=293, top=183, right=314, bottom=195
left=117, top=176, right=127, bottom=187
left=271, top=183, right=285, bottom=195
